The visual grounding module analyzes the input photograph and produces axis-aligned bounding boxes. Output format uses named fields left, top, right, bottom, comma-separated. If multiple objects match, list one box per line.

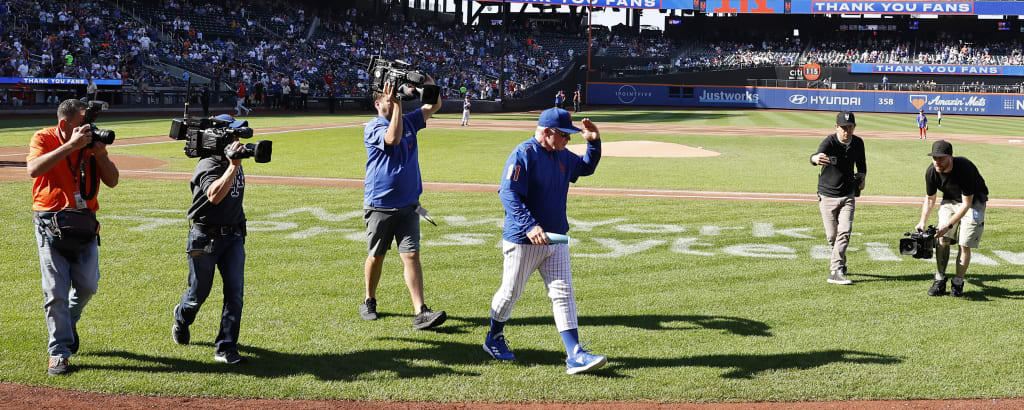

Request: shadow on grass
left=428, top=314, right=771, bottom=337
left=598, top=349, right=901, bottom=379
left=850, top=271, right=1024, bottom=301
left=83, top=343, right=898, bottom=381
left=83, top=338, right=563, bottom=380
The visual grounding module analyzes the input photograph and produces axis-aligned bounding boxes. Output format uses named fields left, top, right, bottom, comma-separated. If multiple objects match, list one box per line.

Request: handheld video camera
left=900, top=225, right=937, bottom=259
left=81, top=100, right=115, bottom=147
left=368, top=56, right=441, bottom=103
left=168, top=116, right=272, bottom=163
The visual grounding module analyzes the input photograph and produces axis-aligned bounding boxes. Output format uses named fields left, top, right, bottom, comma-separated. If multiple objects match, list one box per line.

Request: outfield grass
left=3, top=179, right=1024, bottom=401
left=108, top=121, right=1024, bottom=198
left=0, top=114, right=367, bottom=148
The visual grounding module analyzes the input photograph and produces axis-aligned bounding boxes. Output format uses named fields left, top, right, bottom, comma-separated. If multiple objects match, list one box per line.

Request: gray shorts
left=364, top=204, right=420, bottom=256
left=938, top=200, right=985, bottom=248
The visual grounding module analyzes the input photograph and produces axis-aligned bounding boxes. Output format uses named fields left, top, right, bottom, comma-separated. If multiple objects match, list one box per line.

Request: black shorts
left=364, top=203, right=420, bottom=256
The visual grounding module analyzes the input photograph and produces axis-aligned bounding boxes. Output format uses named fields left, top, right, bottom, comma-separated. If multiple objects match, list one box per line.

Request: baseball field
left=2, top=108, right=1024, bottom=404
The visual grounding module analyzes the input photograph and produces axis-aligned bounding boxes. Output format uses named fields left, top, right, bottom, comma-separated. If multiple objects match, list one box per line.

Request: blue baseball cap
left=538, top=108, right=581, bottom=134
left=215, top=114, right=248, bottom=128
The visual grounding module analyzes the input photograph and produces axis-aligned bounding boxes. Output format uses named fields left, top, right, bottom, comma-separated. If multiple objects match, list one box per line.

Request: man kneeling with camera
left=915, top=140, right=988, bottom=297
left=171, top=114, right=261, bottom=364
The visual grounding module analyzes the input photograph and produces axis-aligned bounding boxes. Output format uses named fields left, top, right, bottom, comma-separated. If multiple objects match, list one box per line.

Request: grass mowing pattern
left=3, top=179, right=1024, bottom=401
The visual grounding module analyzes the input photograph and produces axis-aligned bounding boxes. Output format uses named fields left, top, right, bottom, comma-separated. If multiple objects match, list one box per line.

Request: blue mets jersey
left=364, top=108, right=426, bottom=208
left=499, top=137, right=601, bottom=243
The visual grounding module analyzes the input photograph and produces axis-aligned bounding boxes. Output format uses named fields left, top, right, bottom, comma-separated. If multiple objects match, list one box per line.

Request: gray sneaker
left=827, top=271, right=852, bottom=285
left=359, top=298, right=378, bottom=321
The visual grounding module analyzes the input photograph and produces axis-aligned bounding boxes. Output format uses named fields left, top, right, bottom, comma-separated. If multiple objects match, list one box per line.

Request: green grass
left=437, top=108, right=1024, bottom=137
left=0, top=114, right=366, bottom=147
left=3, top=179, right=1024, bottom=401
left=109, top=120, right=1024, bottom=198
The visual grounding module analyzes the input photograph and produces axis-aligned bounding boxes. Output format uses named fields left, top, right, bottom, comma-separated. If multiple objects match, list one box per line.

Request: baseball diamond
left=6, top=0, right=1024, bottom=407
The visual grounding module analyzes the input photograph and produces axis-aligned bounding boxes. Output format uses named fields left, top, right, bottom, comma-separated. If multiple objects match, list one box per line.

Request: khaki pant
left=938, top=200, right=985, bottom=248
left=819, top=195, right=855, bottom=273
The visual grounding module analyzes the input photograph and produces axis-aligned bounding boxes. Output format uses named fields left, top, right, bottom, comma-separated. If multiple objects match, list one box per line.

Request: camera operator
left=810, top=111, right=866, bottom=285
left=27, top=99, right=120, bottom=375
left=171, top=115, right=252, bottom=364
left=916, top=140, right=988, bottom=297
left=359, top=78, right=447, bottom=330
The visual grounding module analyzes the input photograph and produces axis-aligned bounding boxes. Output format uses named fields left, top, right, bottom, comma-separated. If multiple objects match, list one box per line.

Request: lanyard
left=64, top=149, right=85, bottom=186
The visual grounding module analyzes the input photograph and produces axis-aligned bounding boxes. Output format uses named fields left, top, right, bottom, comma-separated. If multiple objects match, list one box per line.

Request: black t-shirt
left=187, top=156, right=245, bottom=224
left=925, top=156, right=988, bottom=204
left=813, top=133, right=867, bottom=197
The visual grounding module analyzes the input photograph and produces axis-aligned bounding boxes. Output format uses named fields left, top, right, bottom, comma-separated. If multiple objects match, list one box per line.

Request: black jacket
left=812, top=133, right=866, bottom=197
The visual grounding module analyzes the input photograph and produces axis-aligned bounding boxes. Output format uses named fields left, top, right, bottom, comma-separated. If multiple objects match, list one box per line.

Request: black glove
left=224, top=144, right=247, bottom=160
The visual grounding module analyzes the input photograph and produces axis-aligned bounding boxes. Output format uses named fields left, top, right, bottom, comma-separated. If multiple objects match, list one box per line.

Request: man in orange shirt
left=27, top=99, right=119, bottom=376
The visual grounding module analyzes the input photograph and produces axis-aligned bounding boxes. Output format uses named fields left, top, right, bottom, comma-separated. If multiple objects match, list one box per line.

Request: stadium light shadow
left=599, top=350, right=902, bottom=379
left=83, top=339, right=565, bottom=380
left=849, top=272, right=1024, bottom=301
left=425, top=314, right=772, bottom=337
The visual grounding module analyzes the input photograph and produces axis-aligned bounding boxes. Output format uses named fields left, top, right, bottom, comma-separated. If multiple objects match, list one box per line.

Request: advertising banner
left=0, top=77, right=123, bottom=86
left=588, top=82, right=1024, bottom=116
left=849, top=64, right=1024, bottom=77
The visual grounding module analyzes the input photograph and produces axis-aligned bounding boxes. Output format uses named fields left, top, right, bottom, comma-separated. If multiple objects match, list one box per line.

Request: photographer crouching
left=916, top=140, right=988, bottom=297
left=170, top=114, right=271, bottom=364
left=27, top=99, right=119, bottom=375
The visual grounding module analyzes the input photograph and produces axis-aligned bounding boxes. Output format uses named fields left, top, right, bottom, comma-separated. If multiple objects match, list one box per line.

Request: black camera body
left=900, top=225, right=937, bottom=259
left=81, top=100, right=115, bottom=146
left=168, top=116, right=272, bottom=163
left=368, top=56, right=441, bottom=103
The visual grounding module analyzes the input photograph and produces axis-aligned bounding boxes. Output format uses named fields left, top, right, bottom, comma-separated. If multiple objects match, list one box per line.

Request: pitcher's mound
left=567, top=141, right=721, bottom=158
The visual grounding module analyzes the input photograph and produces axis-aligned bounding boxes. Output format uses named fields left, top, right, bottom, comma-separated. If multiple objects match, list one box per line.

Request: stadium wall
left=587, top=82, right=1024, bottom=116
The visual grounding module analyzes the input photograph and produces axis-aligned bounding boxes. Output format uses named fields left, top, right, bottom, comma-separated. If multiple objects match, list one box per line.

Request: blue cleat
left=483, top=331, right=515, bottom=361
left=565, top=344, right=607, bottom=374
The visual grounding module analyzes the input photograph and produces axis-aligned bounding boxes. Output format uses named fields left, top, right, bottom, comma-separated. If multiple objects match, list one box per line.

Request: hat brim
left=926, top=152, right=951, bottom=157
left=836, top=121, right=856, bottom=127
left=555, top=126, right=582, bottom=134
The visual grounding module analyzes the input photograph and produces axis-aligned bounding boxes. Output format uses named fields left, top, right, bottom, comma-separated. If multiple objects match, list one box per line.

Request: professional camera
left=81, top=100, right=115, bottom=146
left=168, top=115, right=272, bottom=163
left=368, top=56, right=441, bottom=103
left=900, top=225, right=937, bottom=259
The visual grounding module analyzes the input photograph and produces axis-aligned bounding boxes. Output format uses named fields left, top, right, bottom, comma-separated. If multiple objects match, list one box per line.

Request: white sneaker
left=827, top=271, right=852, bottom=285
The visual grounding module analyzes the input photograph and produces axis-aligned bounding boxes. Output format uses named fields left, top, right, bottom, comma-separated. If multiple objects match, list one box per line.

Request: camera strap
left=64, top=149, right=99, bottom=202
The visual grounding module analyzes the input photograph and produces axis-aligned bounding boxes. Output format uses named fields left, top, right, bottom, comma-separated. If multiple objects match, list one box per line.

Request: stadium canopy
left=473, top=0, right=1024, bottom=14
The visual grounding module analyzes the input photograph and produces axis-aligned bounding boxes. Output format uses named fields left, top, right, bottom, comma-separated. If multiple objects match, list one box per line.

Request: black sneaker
left=69, top=324, right=79, bottom=354
left=172, top=306, right=190, bottom=344
left=359, top=298, right=378, bottom=321
left=47, top=356, right=71, bottom=376
left=214, top=350, right=248, bottom=364
left=412, top=305, right=447, bottom=330
left=927, top=278, right=948, bottom=296
left=951, top=277, right=965, bottom=297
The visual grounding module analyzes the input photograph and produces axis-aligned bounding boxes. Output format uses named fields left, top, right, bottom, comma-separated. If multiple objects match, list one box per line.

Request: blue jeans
left=34, top=213, right=100, bottom=359
left=175, top=226, right=245, bottom=354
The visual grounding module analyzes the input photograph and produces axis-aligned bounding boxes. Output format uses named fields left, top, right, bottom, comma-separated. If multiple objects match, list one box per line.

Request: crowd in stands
left=9, top=1, right=1024, bottom=107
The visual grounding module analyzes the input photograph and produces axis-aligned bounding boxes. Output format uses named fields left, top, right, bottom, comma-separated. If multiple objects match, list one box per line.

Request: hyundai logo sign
left=788, top=94, right=808, bottom=105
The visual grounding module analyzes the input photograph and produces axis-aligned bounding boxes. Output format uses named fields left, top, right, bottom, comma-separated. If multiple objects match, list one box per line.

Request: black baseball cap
left=927, top=140, right=953, bottom=157
left=836, top=111, right=856, bottom=126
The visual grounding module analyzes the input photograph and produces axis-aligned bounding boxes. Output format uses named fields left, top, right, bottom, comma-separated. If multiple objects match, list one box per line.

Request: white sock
left=935, top=272, right=946, bottom=281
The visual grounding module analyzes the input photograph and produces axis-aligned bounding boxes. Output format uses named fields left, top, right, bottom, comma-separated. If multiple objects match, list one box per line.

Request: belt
left=193, top=221, right=246, bottom=236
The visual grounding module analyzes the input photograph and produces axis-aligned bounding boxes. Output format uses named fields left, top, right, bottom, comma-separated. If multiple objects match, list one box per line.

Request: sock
left=935, top=272, right=946, bottom=281
left=560, top=328, right=580, bottom=355
left=489, top=314, right=505, bottom=338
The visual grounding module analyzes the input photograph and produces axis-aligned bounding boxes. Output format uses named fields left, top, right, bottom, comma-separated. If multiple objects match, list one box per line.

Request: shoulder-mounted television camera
left=82, top=100, right=115, bottom=147
left=368, top=56, right=440, bottom=103
left=168, top=115, right=272, bottom=163
left=900, top=225, right=937, bottom=259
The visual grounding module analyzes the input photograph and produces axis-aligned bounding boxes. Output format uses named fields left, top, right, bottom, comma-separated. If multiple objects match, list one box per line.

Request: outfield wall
left=587, top=82, right=1024, bottom=116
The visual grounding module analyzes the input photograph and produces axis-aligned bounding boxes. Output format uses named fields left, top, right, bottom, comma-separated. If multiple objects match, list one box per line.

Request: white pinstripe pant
left=490, top=240, right=578, bottom=332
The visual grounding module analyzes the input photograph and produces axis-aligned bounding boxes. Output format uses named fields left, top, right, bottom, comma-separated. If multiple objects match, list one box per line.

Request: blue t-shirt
left=499, top=137, right=601, bottom=243
left=917, top=114, right=927, bottom=128
left=364, top=108, right=426, bottom=208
